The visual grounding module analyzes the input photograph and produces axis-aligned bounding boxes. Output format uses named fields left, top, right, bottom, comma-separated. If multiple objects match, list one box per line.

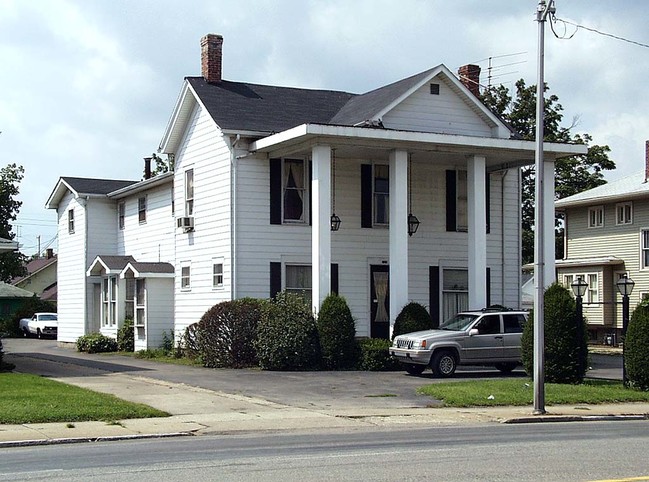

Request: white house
left=47, top=34, right=584, bottom=348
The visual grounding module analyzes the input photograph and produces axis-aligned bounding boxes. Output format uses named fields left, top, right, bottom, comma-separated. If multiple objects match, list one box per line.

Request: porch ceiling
left=249, top=124, right=587, bottom=170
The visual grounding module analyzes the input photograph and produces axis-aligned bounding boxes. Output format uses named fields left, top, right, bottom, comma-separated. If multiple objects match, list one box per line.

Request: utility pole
left=533, top=0, right=555, bottom=415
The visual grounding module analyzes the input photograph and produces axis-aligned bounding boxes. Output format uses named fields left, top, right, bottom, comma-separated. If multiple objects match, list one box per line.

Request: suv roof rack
left=481, top=305, right=513, bottom=312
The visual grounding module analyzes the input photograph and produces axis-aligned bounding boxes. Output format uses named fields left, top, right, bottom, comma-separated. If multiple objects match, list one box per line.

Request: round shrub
left=625, top=300, right=649, bottom=390
left=196, top=298, right=265, bottom=368
left=255, top=292, right=321, bottom=370
left=521, top=283, right=588, bottom=384
left=391, top=302, right=434, bottom=340
left=317, top=294, right=358, bottom=370
left=76, top=333, right=118, bottom=354
left=183, top=323, right=200, bottom=360
left=117, top=318, right=135, bottom=352
left=355, top=338, right=401, bottom=371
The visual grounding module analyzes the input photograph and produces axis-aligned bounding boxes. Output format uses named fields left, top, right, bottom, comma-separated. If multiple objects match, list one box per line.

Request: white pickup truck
left=19, top=312, right=58, bottom=339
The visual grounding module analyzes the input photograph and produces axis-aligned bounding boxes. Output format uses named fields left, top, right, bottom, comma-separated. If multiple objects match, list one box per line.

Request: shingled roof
left=61, top=177, right=137, bottom=195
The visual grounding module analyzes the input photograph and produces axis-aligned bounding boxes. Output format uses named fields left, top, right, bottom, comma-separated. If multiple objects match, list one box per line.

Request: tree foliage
left=0, top=164, right=27, bottom=282
left=317, top=294, right=358, bottom=370
left=481, top=80, right=615, bottom=263
left=625, top=300, right=649, bottom=390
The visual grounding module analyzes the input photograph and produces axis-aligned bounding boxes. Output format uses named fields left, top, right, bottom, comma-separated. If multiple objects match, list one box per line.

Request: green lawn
left=418, top=378, right=649, bottom=408
left=0, top=373, right=169, bottom=424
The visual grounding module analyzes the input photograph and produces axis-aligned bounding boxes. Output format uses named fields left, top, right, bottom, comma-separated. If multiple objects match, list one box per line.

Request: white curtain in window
left=373, top=272, right=389, bottom=322
left=284, top=160, right=304, bottom=221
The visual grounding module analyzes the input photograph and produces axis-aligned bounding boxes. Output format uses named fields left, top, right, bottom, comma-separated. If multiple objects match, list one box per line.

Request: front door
left=370, top=265, right=389, bottom=339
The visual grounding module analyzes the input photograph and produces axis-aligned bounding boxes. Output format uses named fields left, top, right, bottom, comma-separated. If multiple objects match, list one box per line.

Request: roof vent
left=430, top=83, right=440, bottom=95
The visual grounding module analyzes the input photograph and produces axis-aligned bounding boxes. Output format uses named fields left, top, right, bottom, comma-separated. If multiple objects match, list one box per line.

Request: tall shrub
left=521, top=283, right=588, bottom=383
left=625, top=300, right=649, bottom=390
left=117, top=318, right=135, bottom=352
left=391, top=302, right=434, bottom=340
left=256, top=291, right=321, bottom=370
left=196, top=298, right=264, bottom=368
left=317, top=294, right=358, bottom=370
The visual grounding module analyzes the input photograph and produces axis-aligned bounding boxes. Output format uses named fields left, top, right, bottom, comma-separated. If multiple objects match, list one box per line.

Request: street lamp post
left=571, top=277, right=588, bottom=379
left=616, top=275, right=635, bottom=387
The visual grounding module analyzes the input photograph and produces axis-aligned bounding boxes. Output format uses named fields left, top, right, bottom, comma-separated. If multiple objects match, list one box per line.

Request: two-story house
left=555, top=141, right=649, bottom=343
left=47, top=34, right=584, bottom=348
left=11, top=248, right=58, bottom=304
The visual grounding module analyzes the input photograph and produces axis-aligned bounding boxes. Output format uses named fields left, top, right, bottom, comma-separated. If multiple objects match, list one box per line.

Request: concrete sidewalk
left=1, top=340, right=648, bottom=447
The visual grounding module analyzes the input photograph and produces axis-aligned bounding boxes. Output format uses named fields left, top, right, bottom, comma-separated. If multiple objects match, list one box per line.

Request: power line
left=551, top=16, right=649, bottom=49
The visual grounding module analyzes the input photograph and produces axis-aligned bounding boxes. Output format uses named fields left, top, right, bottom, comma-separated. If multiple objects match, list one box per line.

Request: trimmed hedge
left=256, top=292, right=321, bottom=370
left=76, top=333, right=118, bottom=354
left=317, top=294, right=358, bottom=369
left=355, top=338, right=401, bottom=371
left=626, top=300, right=649, bottom=390
left=117, top=318, right=135, bottom=352
left=195, top=298, right=265, bottom=368
left=521, top=283, right=588, bottom=383
left=391, top=302, right=434, bottom=340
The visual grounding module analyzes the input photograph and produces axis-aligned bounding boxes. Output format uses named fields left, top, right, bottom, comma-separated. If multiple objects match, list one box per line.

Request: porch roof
left=120, top=262, right=175, bottom=279
left=249, top=123, right=587, bottom=169
left=87, top=256, right=136, bottom=276
left=524, top=256, right=625, bottom=272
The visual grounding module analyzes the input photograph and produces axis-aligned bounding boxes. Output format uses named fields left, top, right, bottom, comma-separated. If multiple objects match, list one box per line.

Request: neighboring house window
left=181, top=264, right=191, bottom=290
left=616, top=202, right=632, bottom=225
left=642, top=230, right=649, bottom=268
left=456, top=170, right=468, bottom=232
left=118, top=202, right=125, bottom=230
left=588, top=206, right=603, bottom=228
left=135, top=279, right=146, bottom=327
left=68, top=209, right=75, bottom=234
left=138, top=196, right=147, bottom=223
left=563, top=273, right=599, bottom=303
left=373, top=164, right=389, bottom=226
left=283, top=159, right=307, bottom=223
left=285, top=264, right=312, bottom=303
left=442, top=268, right=468, bottom=321
left=185, top=169, right=194, bottom=216
left=213, top=259, right=224, bottom=289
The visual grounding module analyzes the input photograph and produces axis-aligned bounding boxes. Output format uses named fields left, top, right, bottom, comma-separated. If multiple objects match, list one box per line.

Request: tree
left=482, top=80, right=615, bottom=263
left=149, top=153, right=174, bottom=177
left=0, top=163, right=27, bottom=282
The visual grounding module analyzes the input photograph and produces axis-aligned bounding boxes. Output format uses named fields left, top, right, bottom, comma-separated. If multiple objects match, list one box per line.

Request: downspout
left=230, top=134, right=240, bottom=300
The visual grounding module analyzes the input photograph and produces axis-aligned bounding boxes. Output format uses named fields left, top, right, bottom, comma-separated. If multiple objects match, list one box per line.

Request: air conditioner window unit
left=176, top=216, right=194, bottom=231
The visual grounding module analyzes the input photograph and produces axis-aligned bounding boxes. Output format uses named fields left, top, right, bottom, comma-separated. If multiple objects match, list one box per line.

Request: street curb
left=502, top=414, right=649, bottom=424
left=0, top=431, right=193, bottom=449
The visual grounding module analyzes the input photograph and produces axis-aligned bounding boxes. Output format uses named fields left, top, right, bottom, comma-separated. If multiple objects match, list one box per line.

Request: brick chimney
left=46, top=248, right=54, bottom=259
left=458, top=64, right=481, bottom=97
left=201, top=34, right=223, bottom=84
left=144, top=157, right=152, bottom=180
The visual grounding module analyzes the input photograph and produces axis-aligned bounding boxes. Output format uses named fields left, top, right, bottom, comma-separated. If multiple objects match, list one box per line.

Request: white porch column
left=389, top=149, right=408, bottom=337
left=468, top=155, right=487, bottom=309
left=543, top=159, right=556, bottom=286
left=311, top=144, right=331, bottom=314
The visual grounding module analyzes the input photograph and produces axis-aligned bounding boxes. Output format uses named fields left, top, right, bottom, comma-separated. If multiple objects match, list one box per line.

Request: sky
left=1, top=0, right=648, bottom=256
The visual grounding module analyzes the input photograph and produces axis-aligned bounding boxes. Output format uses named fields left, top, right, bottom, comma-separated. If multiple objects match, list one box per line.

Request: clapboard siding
left=173, top=103, right=233, bottom=333
left=383, top=78, right=493, bottom=137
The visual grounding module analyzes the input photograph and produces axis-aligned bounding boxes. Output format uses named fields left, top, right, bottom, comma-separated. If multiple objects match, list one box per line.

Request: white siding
left=173, top=103, right=233, bottom=333
left=382, top=77, right=493, bottom=137
left=134, top=278, right=174, bottom=350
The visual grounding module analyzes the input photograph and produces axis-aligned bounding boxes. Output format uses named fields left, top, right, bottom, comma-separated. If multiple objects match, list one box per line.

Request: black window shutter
left=331, top=263, right=339, bottom=295
left=361, top=164, right=372, bottom=228
left=429, top=266, right=440, bottom=328
left=270, top=159, right=282, bottom=225
left=270, top=262, right=281, bottom=298
left=486, top=267, right=491, bottom=307
left=446, top=170, right=456, bottom=232
left=308, top=161, right=312, bottom=226
left=486, top=172, right=491, bottom=234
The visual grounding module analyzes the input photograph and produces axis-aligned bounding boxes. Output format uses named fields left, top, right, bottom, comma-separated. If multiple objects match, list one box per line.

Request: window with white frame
left=118, top=202, right=125, bottom=230
left=185, top=169, right=194, bottom=216
left=373, top=164, right=389, bottom=225
left=588, top=206, right=604, bottom=228
left=213, top=259, right=224, bottom=289
left=101, top=276, right=118, bottom=327
left=442, top=268, right=469, bottom=321
left=456, top=170, right=468, bottom=232
left=124, top=278, right=135, bottom=320
left=283, top=159, right=307, bottom=223
left=285, top=264, right=312, bottom=303
left=138, top=196, right=147, bottom=223
left=642, top=230, right=649, bottom=269
left=616, top=202, right=632, bottom=225
left=68, top=209, right=75, bottom=234
left=135, top=279, right=146, bottom=327
left=181, top=264, right=191, bottom=290
left=563, top=273, right=599, bottom=303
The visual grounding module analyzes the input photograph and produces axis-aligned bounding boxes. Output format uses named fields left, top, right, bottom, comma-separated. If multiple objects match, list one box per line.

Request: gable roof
left=11, top=255, right=57, bottom=286
left=87, top=255, right=137, bottom=276
left=121, top=262, right=175, bottom=279
left=46, top=177, right=137, bottom=209
left=556, top=171, right=649, bottom=208
left=0, top=282, right=34, bottom=299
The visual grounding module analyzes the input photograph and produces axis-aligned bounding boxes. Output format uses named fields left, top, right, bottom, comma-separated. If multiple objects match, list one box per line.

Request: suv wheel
left=37, top=329, right=42, bottom=339
left=495, top=362, right=517, bottom=373
left=432, top=351, right=457, bottom=377
left=404, top=363, right=426, bottom=376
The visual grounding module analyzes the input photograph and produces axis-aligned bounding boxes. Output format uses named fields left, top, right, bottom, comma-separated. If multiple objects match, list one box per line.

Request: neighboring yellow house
left=12, top=249, right=57, bottom=305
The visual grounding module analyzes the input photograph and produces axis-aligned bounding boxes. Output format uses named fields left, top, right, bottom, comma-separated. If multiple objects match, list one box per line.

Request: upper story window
left=642, top=230, right=649, bottom=269
left=213, top=259, right=224, bottom=289
left=283, top=159, right=307, bottom=223
left=445, top=170, right=468, bottom=232
left=373, top=164, right=389, bottom=226
left=588, top=206, right=604, bottom=228
left=68, top=209, right=75, bottom=234
left=616, top=202, right=632, bottom=225
left=138, top=196, right=147, bottom=224
left=118, top=202, right=125, bottom=230
left=181, top=264, right=191, bottom=290
left=456, top=170, right=468, bottom=232
left=185, top=169, right=194, bottom=216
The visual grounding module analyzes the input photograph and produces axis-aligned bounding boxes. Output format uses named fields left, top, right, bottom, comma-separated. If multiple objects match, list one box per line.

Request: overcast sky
left=2, top=0, right=648, bottom=256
